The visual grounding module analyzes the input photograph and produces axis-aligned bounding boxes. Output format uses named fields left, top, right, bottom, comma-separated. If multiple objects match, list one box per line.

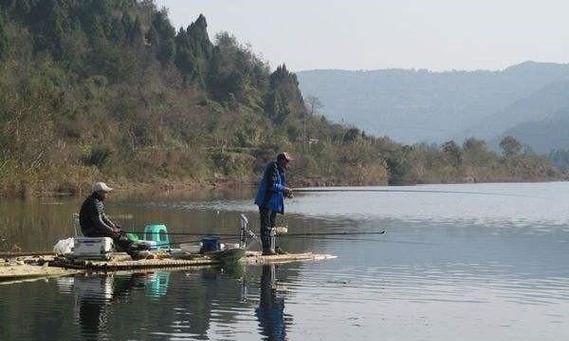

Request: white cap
left=93, top=182, right=113, bottom=192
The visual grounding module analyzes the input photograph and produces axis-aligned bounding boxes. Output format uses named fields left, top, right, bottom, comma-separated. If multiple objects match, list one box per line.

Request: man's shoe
left=275, top=246, right=288, bottom=255
left=262, top=249, right=277, bottom=256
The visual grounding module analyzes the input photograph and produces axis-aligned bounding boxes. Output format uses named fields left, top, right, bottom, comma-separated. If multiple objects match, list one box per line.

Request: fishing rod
left=151, top=235, right=241, bottom=248
left=283, top=236, right=387, bottom=242
left=281, top=234, right=435, bottom=245
left=130, top=229, right=386, bottom=239
left=281, top=230, right=385, bottom=237
left=293, top=188, right=533, bottom=198
left=147, top=230, right=386, bottom=248
left=128, top=231, right=238, bottom=237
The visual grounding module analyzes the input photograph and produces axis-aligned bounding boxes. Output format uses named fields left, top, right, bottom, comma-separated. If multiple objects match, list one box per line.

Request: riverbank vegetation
left=0, top=0, right=560, bottom=198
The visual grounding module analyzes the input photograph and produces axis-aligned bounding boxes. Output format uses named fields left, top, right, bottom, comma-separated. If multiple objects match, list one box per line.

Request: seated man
left=79, top=182, right=147, bottom=258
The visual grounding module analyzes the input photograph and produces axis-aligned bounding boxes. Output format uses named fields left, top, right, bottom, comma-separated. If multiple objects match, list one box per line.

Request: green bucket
left=143, top=224, right=170, bottom=250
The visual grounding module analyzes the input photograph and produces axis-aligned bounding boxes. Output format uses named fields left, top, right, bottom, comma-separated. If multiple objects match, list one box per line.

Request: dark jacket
left=79, top=192, right=116, bottom=237
left=254, top=161, right=287, bottom=214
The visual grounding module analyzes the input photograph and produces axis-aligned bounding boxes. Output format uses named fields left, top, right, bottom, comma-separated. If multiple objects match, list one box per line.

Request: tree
left=174, top=15, right=213, bottom=86
left=462, top=137, right=490, bottom=167
left=305, top=95, right=323, bottom=116
left=264, top=64, right=305, bottom=123
left=442, top=140, right=462, bottom=168
left=0, top=13, right=7, bottom=59
left=386, top=146, right=413, bottom=185
left=149, top=9, right=176, bottom=65
left=500, top=135, right=522, bottom=158
left=125, top=16, right=143, bottom=46
left=343, top=127, right=361, bottom=144
left=463, top=137, right=487, bottom=153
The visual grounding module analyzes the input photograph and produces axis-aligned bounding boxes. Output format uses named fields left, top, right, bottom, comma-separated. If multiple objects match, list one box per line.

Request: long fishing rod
left=128, top=231, right=238, bottom=237
left=281, top=230, right=386, bottom=237
left=293, top=188, right=533, bottom=198
left=130, top=229, right=386, bottom=238
left=282, top=234, right=435, bottom=245
left=154, top=235, right=387, bottom=249
left=283, top=236, right=387, bottom=242
left=143, top=230, right=386, bottom=247
left=151, top=235, right=241, bottom=248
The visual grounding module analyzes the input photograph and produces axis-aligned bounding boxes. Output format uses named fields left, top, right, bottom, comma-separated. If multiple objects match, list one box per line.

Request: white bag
left=53, top=238, right=75, bottom=255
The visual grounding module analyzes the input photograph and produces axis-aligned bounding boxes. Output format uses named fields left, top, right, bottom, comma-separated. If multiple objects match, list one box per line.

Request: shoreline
left=2, top=175, right=563, bottom=200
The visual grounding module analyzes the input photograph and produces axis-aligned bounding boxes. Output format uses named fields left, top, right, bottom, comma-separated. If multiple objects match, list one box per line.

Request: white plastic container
left=73, top=237, right=113, bottom=260
left=180, top=243, right=201, bottom=253
left=53, top=238, right=75, bottom=255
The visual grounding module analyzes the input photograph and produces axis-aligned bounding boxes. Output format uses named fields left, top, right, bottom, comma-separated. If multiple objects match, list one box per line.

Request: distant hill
left=297, top=62, right=569, bottom=146
left=497, top=106, right=569, bottom=153
left=465, top=79, right=569, bottom=142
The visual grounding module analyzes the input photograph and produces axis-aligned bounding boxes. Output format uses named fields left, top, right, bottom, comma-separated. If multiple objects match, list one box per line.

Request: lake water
left=1, top=182, right=569, bottom=340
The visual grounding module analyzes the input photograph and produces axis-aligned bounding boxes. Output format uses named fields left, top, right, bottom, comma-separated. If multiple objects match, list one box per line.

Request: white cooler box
left=73, top=237, right=114, bottom=260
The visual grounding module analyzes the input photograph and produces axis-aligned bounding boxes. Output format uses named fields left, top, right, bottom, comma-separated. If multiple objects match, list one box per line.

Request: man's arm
left=97, top=214, right=116, bottom=233
left=268, top=163, right=293, bottom=196
left=95, top=201, right=117, bottom=234
left=102, top=213, right=118, bottom=230
left=268, top=163, right=285, bottom=192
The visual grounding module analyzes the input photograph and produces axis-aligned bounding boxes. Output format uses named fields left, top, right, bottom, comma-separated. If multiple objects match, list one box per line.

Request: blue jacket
left=255, top=161, right=287, bottom=213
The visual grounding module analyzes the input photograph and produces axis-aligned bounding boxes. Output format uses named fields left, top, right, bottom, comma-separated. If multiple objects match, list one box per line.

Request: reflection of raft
left=1, top=251, right=336, bottom=282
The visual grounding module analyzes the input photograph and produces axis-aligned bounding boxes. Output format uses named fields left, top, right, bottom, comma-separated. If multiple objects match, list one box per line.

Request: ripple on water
left=275, top=262, right=569, bottom=308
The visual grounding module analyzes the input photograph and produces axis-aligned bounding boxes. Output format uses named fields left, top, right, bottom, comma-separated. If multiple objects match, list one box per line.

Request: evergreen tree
left=110, top=16, right=126, bottom=43
left=178, top=14, right=213, bottom=85
left=150, top=9, right=176, bottom=65
left=0, top=12, right=7, bottom=59
left=124, top=15, right=143, bottom=46
left=265, top=64, right=305, bottom=123
left=45, top=0, right=66, bottom=59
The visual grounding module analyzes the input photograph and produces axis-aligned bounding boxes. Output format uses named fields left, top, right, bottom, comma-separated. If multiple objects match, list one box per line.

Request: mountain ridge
left=297, top=61, right=569, bottom=147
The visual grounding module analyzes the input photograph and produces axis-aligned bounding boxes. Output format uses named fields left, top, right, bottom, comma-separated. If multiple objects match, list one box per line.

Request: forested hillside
left=0, top=0, right=559, bottom=197
left=297, top=62, right=569, bottom=145
left=469, top=79, right=569, bottom=143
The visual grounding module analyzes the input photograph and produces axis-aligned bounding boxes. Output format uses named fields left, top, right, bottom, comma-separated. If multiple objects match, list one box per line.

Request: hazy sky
left=155, top=0, right=569, bottom=72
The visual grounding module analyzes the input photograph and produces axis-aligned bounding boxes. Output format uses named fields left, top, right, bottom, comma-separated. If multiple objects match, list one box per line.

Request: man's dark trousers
left=259, top=207, right=276, bottom=252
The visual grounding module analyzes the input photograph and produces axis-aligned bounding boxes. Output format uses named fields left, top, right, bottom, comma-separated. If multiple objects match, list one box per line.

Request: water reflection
left=55, top=272, right=171, bottom=339
left=51, top=265, right=296, bottom=340
left=75, top=275, right=114, bottom=338
left=256, top=264, right=291, bottom=341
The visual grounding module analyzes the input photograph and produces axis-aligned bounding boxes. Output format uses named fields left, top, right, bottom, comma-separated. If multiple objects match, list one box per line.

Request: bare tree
left=305, top=95, right=324, bottom=116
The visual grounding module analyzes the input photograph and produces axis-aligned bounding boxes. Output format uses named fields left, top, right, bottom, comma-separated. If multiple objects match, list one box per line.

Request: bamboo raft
left=1, top=251, right=336, bottom=282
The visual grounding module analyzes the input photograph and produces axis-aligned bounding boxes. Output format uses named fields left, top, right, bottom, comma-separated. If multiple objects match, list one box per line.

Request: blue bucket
left=201, top=236, right=220, bottom=253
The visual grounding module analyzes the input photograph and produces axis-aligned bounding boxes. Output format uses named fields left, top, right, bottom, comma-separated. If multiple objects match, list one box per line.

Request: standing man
left=254, top=152, right=294, bottom=255
left=79, top=182, right=146, bottom=257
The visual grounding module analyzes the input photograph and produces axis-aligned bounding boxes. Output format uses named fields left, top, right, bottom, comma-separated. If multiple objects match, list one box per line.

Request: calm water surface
left=1, top=182, right=569, bottom=340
